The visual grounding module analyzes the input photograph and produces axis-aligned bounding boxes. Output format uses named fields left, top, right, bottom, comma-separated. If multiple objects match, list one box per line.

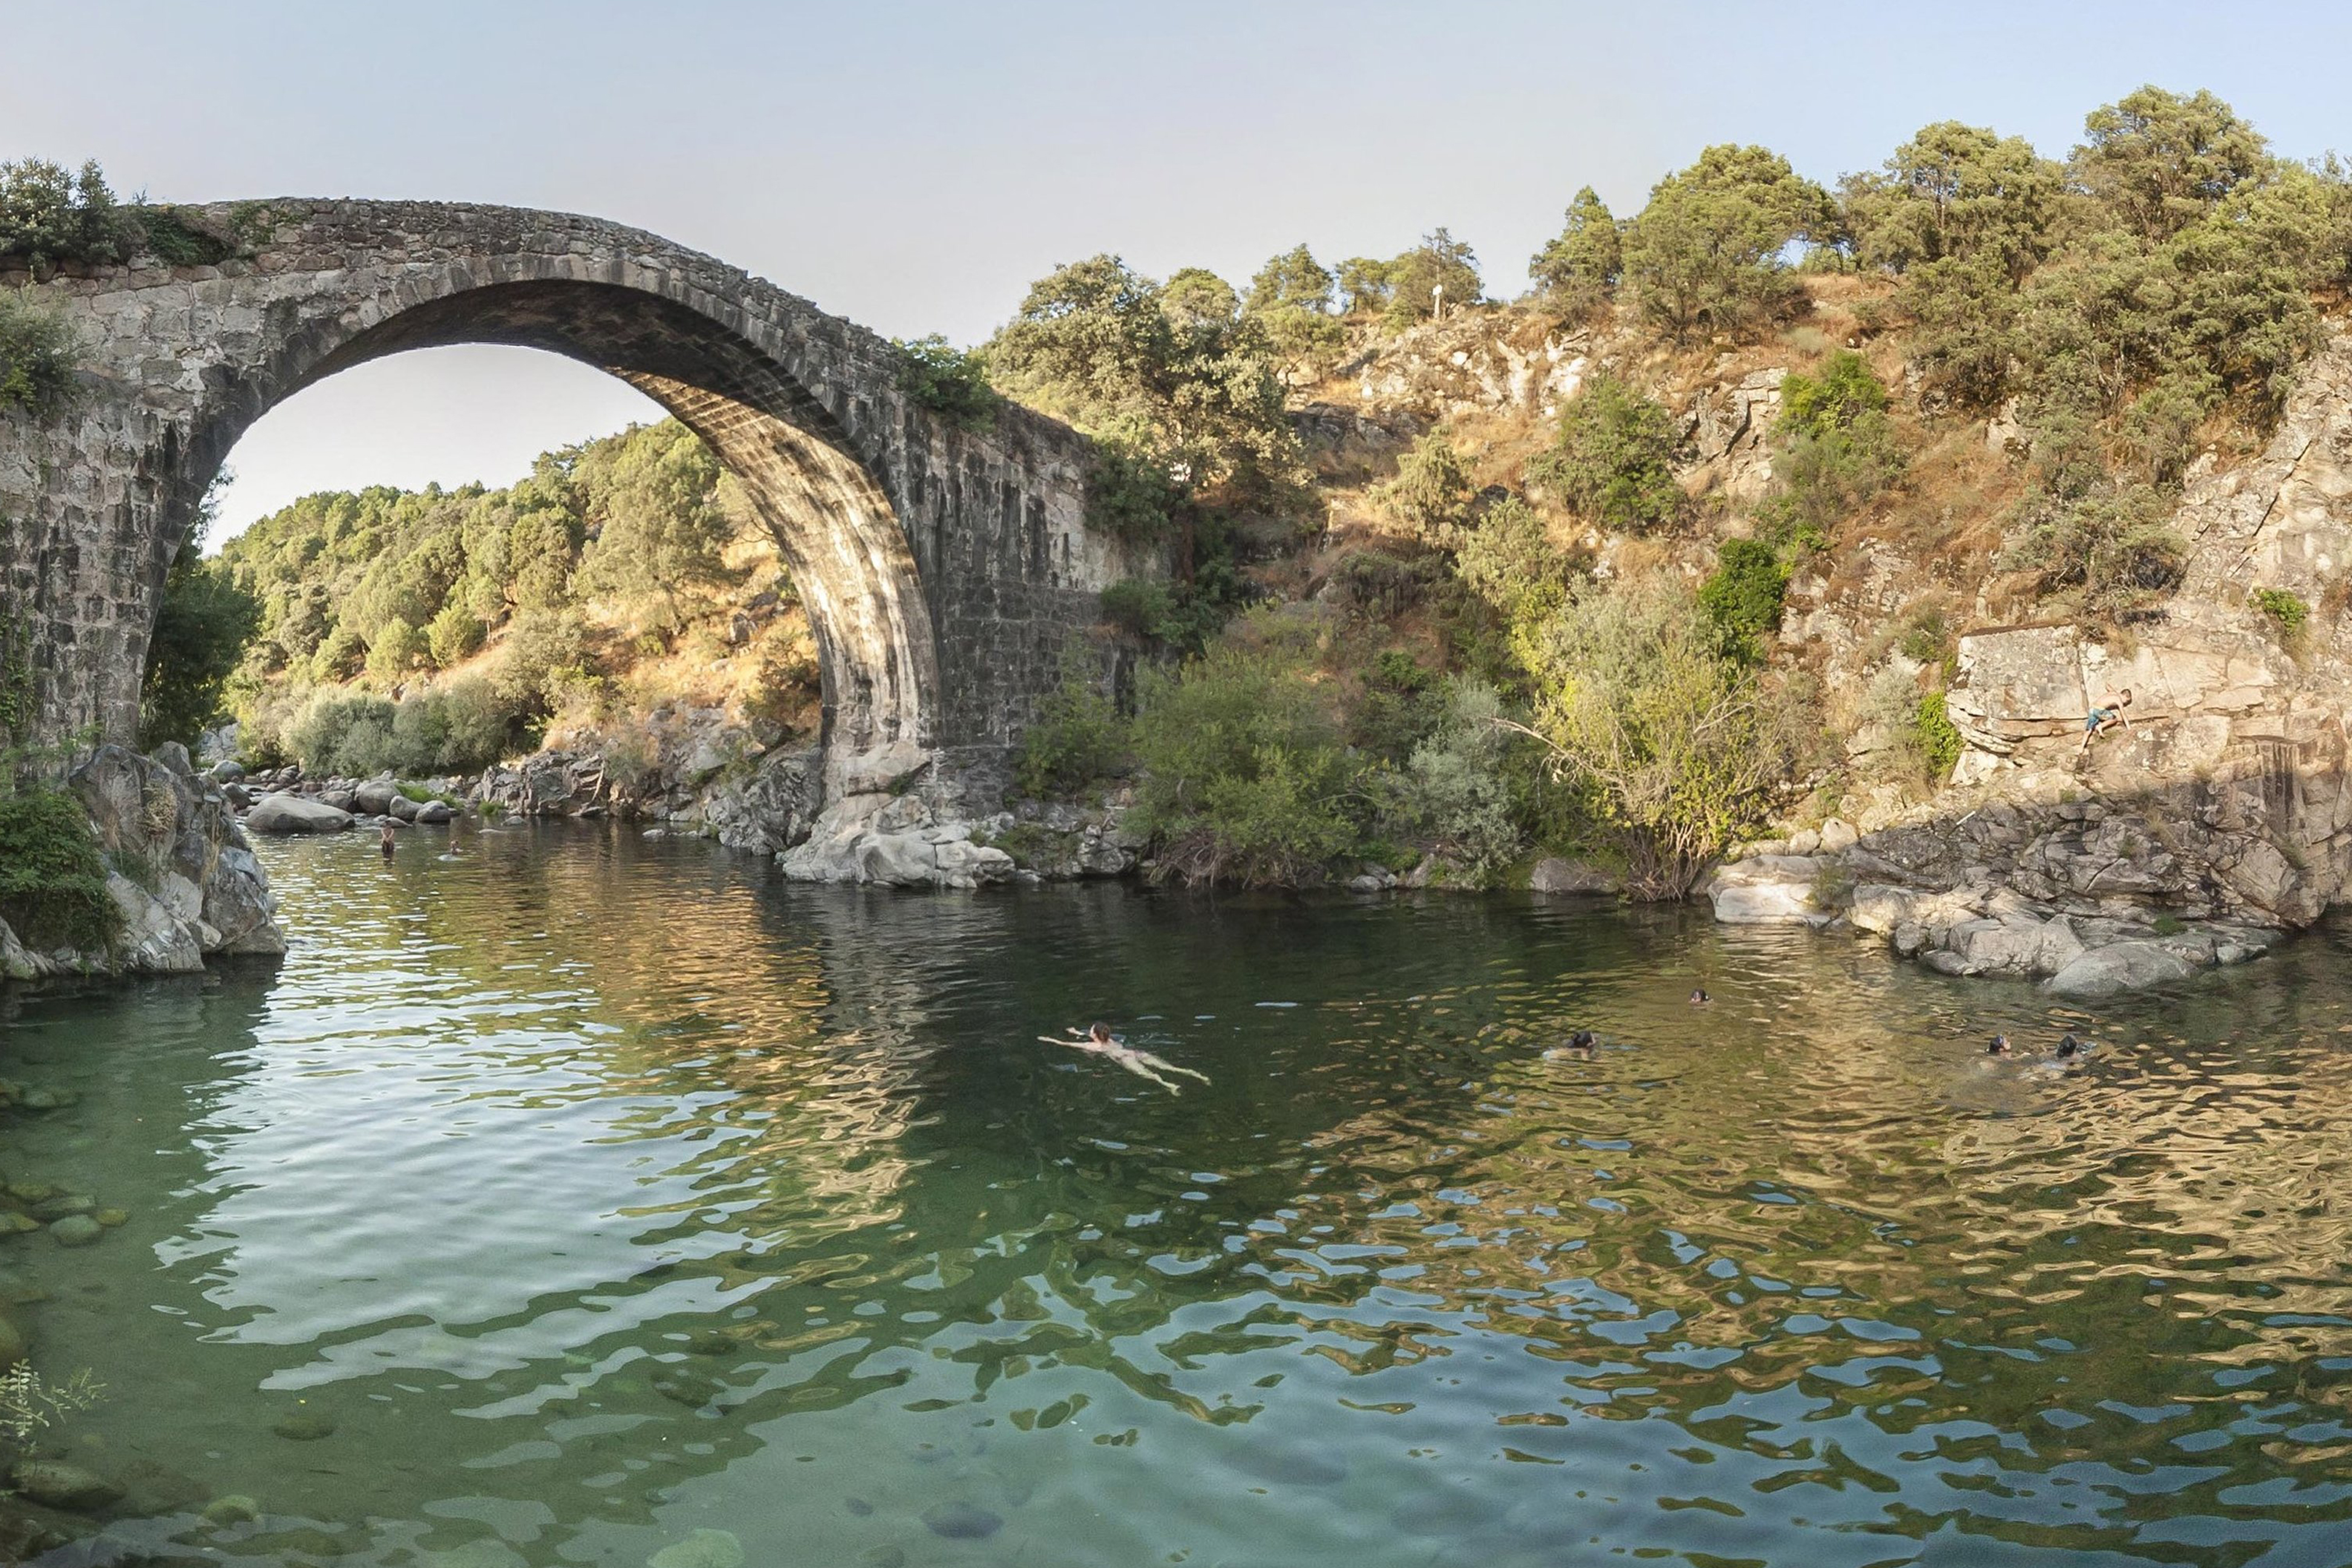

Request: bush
left=1348, top=647, right=1443, bottom=762
left=0, top=788, right=119, bottom=951
left=2004, top=483, right=2186, bottom=618
left=1452, top=497, right=1572, bottom=621
left=893, top=334, right=997, bottom=428
left=493, top=609, right=593, bottom=718
left=1527, top=373, right=1684, bottom=532
left=287, top=692, right=397, bottom=776
left=1085, top=440, right=1186, bottom=545
left=1016, top=653, right=1128, bottom=797
left=2252, top=587, right=2310, bottom=636
left=426, top=601, right=486, bottom=667
left=1516, top=573, right=1811, bottom=897
left=1697, top=538, right=1791, bottom=662
left=1395, top=678, right=1525, bottom=883
left=0, top=289, right=76, bottom=419
left=1376, top=432, right=1477, bottom=545
left=1756, top=353, right=1905, bottom=542
left=284, top=681, right=518, bottom=777
left=1130, top=624, right=1362, bottom=886
left=1914, top=691, right=1964, bottom=776
left=366, top=616, right=426, bottom=684
left=1331, top=549, right=1442, bottom=619
left=1381, top=229, right=1483, bottom=328
left=0, top=158, right=129, bottom=275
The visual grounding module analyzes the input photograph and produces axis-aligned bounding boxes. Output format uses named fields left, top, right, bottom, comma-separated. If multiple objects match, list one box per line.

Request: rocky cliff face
left=2, top=745, right=285, bottom=983
left=1708, top=334, right=2352, bottom=993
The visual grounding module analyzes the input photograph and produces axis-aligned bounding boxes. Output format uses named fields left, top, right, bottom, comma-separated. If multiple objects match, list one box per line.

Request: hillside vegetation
left=155, top=84, right=2352, bottom=893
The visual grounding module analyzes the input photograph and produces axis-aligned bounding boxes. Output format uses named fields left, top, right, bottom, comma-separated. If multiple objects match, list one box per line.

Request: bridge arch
left=0, top=200, right=1149, bottom=810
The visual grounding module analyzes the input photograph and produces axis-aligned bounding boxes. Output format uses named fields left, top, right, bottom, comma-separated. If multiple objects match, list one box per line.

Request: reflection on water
left=4, top=821, right=2352, bottom=1566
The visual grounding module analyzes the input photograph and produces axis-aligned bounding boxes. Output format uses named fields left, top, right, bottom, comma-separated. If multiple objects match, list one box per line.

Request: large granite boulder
left=247, top=794, right=354, bottom=834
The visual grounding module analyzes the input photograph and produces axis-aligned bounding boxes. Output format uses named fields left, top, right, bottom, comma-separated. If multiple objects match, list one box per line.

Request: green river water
left=3, top=823, right=2351, bottom=1567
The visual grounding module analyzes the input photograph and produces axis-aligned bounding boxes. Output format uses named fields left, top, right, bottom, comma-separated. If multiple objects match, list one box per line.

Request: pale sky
left=7, top=1, right=2349, bottom=538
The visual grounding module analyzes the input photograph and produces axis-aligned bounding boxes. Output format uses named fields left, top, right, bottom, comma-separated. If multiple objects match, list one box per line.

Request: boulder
left=1705, top=855, right=1828, bottom=926
left=2045, top=939, right=2200, bottom=998
left=246, top=795, right=354, bottom=834
left=1817, top=818, right=1858, bottom=853
left=205, top=759, right=246, bottom=783
left=414, top=799, right=454, bottom=824
left=353, top=780, right=402, bottom=815
left=105, top=874, right=206, bottom=974
left=10, top=1459, right=122, bottom=1512
left=387, top=794, right=422, bottom=822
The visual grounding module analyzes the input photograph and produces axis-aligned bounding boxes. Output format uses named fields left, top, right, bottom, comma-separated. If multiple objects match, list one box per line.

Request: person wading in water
left=379, top=818, right=397, bottom=858
left=1039, top=1023, right=1211, bottom=1096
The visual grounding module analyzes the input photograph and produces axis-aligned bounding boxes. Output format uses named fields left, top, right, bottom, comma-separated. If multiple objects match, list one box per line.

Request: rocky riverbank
left=1, top=745, right=284, bottom=984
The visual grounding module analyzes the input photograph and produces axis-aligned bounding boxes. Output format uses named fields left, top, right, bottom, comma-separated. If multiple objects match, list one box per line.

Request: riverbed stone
left=246, top=795, right=354, bottom=834
left=415, top=799, right=454, bottom=824
left=1529, top=857, right=1618, bottom=895
left=49, top=1215, right=102, bottom=1247
left=201, top=1495, right=264, bottom=1526
left=921, top=1502, right=1004, bottom=1540
left=270, top=1408, right=336, bottom=1440
left=11, top=1459, right=123, bottom=1511
left=2044, top=940, right=2201, bottom=997
left=647, top=1528, right=746, bottom=1568
left=0, top=1312, right=25, bottom=1369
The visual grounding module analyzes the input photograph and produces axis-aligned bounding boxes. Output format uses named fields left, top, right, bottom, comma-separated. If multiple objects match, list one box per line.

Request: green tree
left=1375, top=431, right=1477, bottom=546
left=575, top=420, right=742, bottom=631
left=1527, top=373, right=1684, bottom=531
left=1382, top=228, right=1483, bottom=328
left=1759, top=351, right=1905, bottom=542
left=1622, top=145, right=1834, bottom=340
left=1335, top=255, right=1398, bottom=318
left=1842, top=122, right=2063, bottom=280
left=366, top=616, right=426, bottom=684
left=1452, top=497, right=1573, bottom=623
left=0, top=158, right=128, bottom=275
left=1244, top=244, right=1344, bottom=382
left=1528, top=186, right=1622, bottom=313
left=140, top=526, right=261, bottom=747
left=0, top=287, right=77, bottom=419
left=2073, top=86, right=2271, bottom=242
left=426, top=600, right=487, bottom=668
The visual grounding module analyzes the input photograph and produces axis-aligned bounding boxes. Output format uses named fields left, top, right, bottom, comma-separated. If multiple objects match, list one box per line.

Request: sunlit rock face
left=0, top=200, right=1157, bottom=823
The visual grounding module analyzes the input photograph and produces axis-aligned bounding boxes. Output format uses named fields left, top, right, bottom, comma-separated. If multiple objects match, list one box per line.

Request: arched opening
left=169, top=279, right=942, bottom=787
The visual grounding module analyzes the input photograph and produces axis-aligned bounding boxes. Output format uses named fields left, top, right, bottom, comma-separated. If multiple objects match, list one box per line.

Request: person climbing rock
left=2079, top=688, right=2134, bottom=754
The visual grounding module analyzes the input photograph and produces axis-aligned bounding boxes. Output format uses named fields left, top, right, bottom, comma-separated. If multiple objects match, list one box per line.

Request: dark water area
left=4, top=822, right=2351, bottom=1566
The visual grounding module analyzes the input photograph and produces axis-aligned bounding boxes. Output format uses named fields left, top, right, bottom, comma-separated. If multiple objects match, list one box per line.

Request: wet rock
left=0, top=1312, right=25, bottom=1369
left=201, top=1495, right=264, bottom=1526
left=921, top=1501, right=1004, bottom=1540
left=2044, top=940, right=2200, bottom=998
left=0, top=1212, right=40, bottom=1235
left=94, top=1209, right=128, bottom=1228
left=11, top=1459, right=123, bottom=1511
left=246, top=795, right=354, bottom=834
left=647, top=1527, right=746, bottom=1568
left=19, top=1085, right=77, bottom=1112
left=49, top=1215, right=102, bottom=1247
left=270, top=1408, right=336, bottom=1440
left=415, top=799, right=455, bottom=824
left=1705, top=856, right=1829, bottom=926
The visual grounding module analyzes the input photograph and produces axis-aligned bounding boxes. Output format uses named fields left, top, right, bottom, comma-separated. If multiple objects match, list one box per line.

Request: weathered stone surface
left=2044, top=940, right=2200, bottom=997
left=780, top=792, right=1015, bottom=889
left=0, top=200, right=1163, bottom=826
left=246, top=794, right=354, bottom=834
left=1705, top=855, right=1827, bottom=926
left=10, top=1459, right=122, bottom=1512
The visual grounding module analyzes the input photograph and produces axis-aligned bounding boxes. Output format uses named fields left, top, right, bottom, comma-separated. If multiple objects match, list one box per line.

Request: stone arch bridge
left=0, top=200, right=1150, bottom=831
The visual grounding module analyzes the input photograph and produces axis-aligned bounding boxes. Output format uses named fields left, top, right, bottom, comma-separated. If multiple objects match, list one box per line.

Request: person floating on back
left=2079, top=688, right=2134, bottom=754
left=1040, top=1022, right=1212, bottom=1096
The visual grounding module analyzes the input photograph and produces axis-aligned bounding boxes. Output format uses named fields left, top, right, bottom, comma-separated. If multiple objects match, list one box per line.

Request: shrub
left=492, top=609, right=592, bottom=718
left=1914, top=691, right=1964, bottom=776
left=1757, top=354, right=1906, bottom=542
left=893, top=334, right=996, bottom=429
left=1453, top=497, right=1572, bottom=622
left=287, top=691, right=397, bottom=776
left=1376, top=432, right=1477, bottom=545
left=1516, top=573, right=1811, bottom=898
left=1697, top=538, right=1791, bottom=663
left=2251, top=586, right=2310, bottom=636
left=0, top=789, right=119, bottom=951
left=1331, top=549, right=1442, bottom=619
left=1527, top=373, right=1684, bottom=532
left=1396, top=678, right=1525, bottom=883
left=1016, top=653, right=1129, bottom=797
left=1348, top=647, right=1443, bottom=762
left=0, top=289, right=77, bottom=419
left=2004, top=482, right=2186, bottom=618
left=1130, top=625, right=1361, bottom=886
left=426, top=601, right=486, bottom=667
left=1085, top=440, right=1186, bottom=545
left=366, top=616, right=426, bottom=684
left=0, top=158, right=129, bottom=275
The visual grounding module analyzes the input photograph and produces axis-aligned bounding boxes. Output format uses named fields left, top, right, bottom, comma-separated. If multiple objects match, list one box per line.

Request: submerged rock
left=647, top=1527, right=746, bottom=1568
left=270, top=1408, right=336, bottom=1440
left=201, top=1495, right=264, bottom=1526
left=11, top=1459, right=123, bottom=1511
left=0, top=1312, right=25, bottom=1369
left=48, top=1215, right=102, bottom=1247
left=920, top=1502, right=1004, bottom=1539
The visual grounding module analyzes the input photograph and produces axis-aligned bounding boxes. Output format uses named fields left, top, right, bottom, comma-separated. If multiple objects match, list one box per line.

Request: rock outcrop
left=2, top=745, right=286, bottom=983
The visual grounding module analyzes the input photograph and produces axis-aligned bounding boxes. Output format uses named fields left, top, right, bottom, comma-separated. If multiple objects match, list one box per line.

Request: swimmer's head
left=1567, top=1029, right=1596, bottom=1051
left=1689, top=988, right=1711, bottom=1005
left=2057, top=1034, right=2082, bottom=1059
left=1088, top=1021, right=1112, bottom=1044
left=1987, top=1034, right=2013, bottom=1056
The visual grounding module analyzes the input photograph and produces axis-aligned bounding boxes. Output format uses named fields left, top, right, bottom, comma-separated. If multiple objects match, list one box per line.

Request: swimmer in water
left=1688, top=989, right=1711, bottom=1005
left=1985, top=1034, right=2014, bottom=1057
left=2055, top=1033, right=2085, bottom=1060
left=379, top=817, right=397, bottom=858
left=1546, top=1029, right=1598, bottom=1060
left=1040, top=1022, right=1212, bottom=1096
